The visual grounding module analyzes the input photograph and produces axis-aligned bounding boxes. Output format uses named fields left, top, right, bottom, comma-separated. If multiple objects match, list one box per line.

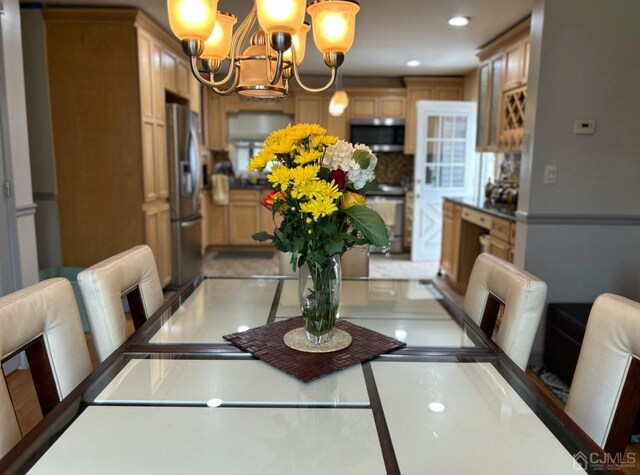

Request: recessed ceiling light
left=448, top=16, right=470, bottom=27
left=406, top=60, right=421, bottom=67
left=428, top=402, right=446, bottom=413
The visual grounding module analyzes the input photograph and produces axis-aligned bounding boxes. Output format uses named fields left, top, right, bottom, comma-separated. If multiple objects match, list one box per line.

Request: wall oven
left=350, top=119, right=405, bottom=152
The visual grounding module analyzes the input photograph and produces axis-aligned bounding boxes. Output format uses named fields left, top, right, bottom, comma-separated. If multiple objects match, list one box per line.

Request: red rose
left=261, top=190, right=280, bottom=210
left=331, top=169, right=347, bottom=188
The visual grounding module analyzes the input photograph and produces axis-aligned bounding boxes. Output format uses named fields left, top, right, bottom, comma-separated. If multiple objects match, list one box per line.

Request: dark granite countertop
left=444, top=197, right=517, bottom=222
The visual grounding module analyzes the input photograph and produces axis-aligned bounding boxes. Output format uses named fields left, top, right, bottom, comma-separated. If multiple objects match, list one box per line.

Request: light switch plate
left=544, top=165, right=557, bottom=184
left=573, top=119, right=596, bottom=135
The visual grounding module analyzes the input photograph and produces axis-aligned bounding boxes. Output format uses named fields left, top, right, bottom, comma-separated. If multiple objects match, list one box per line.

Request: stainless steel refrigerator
left=166, top=103, right=202, bottom=287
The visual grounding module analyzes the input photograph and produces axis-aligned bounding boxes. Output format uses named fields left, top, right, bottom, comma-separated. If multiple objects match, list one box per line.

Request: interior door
left=411, top=101, right=477, bottom=262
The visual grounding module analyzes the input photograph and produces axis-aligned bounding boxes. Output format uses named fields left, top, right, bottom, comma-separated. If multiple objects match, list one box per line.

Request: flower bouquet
left=249, top=123, right=390, bottom=344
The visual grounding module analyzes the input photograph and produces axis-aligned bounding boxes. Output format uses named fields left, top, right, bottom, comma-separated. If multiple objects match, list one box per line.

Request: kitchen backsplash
left=374, top=152, right=414, bottom=185
left=210, top=149, right=415, bottom=186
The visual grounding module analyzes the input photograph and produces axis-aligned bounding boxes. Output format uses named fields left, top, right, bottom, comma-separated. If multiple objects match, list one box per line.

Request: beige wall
left=463, top=68, right=479, bottom=102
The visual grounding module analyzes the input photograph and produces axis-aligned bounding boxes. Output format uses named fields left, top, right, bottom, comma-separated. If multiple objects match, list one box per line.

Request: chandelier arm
left=291, top=46, right=338, bottom=93
left=210, top=66, right=240, bottom=95
left=265, top=48, right=285, bottom=86
left=232, top=4, right=257, bottom=58
left=189, top=57, right=238, bottom=88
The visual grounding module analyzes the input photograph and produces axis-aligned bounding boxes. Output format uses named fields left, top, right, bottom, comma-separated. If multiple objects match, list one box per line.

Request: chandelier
left=167, top=0, right=360, bottom=98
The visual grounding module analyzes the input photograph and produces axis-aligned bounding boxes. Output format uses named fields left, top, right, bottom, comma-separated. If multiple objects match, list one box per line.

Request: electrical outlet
left=573, top=119, right=596, bottom=135
left=544, top=165, right=557, bottom=184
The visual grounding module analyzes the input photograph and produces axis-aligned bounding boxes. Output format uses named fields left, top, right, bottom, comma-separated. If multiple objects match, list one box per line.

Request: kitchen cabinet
left=440, top=201, right=462, bottom=281
left=207, top=93, right=228, bottom=150
left=294, top=92, right=348, bottom=139
left=42, top=8, right=196, bottom=281
left=440, top=200, right=516, bottom=291
left=403, top=77, right=464, bottom=154
left=476, top=18, right=530, bottom=153
left=143, top=201, right=172, bottom=287
left=228, top=190, right=261, bottom=245
left=209, top=202, right=230, bottom=246
left=295, top=94, right=324, bottom=125
left=403, top=191, right=414, bottom=251
left=348, top=89, right=406, bottom=120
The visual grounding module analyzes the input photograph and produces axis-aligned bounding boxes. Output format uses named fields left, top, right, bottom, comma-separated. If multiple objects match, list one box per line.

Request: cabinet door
left=154, top=123, right=168, bottom=198
left=151, top=41, right=165, bottom=121
left=504, top=42, right=524, bottom=90
left=323, top=96, right=348, bottom=139
left=144, top=201, right=172, bottom=287
left=209, top=203, right=229, bottom=245
left=163, top=51, right=177, bottom=94
left=351, top=96, right=377, bottom=118
left=404, top=89, right=433, bottom=155
left=142, top=121, right=157, bottom=201
left=488, top=56, right=504, bottom=149
left=138, top=32, right=153, bottom=120
left=208, top=94, right=228, bottom=150
left=176, top=59, right=190, bottom=98
left=477, top=63, right=490, bottom=149
left=489, top=235, right=510, bottom=261
left=228, top=202, right=259, bottom=245
left=379, top=96, right=405, bottom=118
left=157, top=203, right=172, bottom=287
left=295, top=95, right=324, bottom=124
left=440, top=203, right=462, bottom=280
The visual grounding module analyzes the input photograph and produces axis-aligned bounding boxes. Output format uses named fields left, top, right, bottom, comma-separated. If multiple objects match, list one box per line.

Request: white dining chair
left=78, top=245, right=164, bottom=363
left=0, top=278, right=92, bottom=458
left=463, top=253, right=547, bottom=369
left=565, top=293, right=640, bottom=455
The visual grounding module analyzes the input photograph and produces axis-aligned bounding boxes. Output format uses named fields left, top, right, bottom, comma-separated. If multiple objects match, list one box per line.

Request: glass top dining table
left=0, top=277, right=608, bottom=474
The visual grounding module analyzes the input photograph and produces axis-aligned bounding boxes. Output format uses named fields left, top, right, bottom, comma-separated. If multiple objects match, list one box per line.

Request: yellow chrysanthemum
left=268, top=165, right=292, bottom=190
left=249, top=148, right=275, bottom=171
left=290, top=165, right=320, bottom=186
left=269, top=135, right=298, bottom=155
left=341, top=192, right=366, bottom=210
left=295, top=180, right=324, bottom=200
left=315, top=180, right=343, bottom=201
left=310, top=135, right=338, bottom=149
left=289, top=123, right=326, bottom=143
left=294, top=149, right=323, bottom=165
left=300, top=197, right=339, bottom=221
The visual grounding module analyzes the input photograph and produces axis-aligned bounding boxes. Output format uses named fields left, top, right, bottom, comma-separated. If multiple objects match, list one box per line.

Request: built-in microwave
left=349, top=119, right=405, bottom=152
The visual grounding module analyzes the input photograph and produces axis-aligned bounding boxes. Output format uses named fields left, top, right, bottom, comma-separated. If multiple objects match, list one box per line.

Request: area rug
left=530, top=366, right=570, bottom=404
left=213, top=251, right=275, bottom=260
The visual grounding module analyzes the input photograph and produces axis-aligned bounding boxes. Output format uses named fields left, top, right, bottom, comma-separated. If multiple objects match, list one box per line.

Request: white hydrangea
left=322, top=140, right=378, bottom=190
left=348, top=153, right=377, bottom=190
left=322, top=140, right=359, bottom=172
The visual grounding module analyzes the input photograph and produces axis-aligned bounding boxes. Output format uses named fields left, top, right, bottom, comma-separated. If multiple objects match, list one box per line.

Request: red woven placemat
left=223, top=317, right=406, bottom=383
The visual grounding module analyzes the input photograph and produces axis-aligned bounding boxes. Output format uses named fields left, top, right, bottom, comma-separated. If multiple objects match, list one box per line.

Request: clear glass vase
left=298, top=255, right=342, bottom=344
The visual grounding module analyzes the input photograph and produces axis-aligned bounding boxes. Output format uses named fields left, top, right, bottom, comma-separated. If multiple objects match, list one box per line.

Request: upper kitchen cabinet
left=348, top=89, right=406, bottom=120
left=476, top=18, right=531, bottom=153
left=403, top=77, right=464, bottom=155
left=41, top=8, right=198, bottom=285
left=294, top=92, right=348, bottom=139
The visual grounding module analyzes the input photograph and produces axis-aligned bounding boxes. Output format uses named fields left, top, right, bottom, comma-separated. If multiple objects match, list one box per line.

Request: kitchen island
left=440, top=197, right=517, bottom=293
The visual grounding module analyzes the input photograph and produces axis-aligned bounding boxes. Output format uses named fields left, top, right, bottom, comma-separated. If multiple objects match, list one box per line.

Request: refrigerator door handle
left=180, top=215, right=202, bottom=228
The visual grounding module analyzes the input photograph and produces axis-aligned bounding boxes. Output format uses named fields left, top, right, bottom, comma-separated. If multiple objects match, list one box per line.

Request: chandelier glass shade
left=328, top=89, right=349, bottom=116
left=167, top=0, right=360, bottom=98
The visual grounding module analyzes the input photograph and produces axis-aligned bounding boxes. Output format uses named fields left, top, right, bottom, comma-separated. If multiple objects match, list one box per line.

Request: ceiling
left=39, top=0, right=533, bottom=76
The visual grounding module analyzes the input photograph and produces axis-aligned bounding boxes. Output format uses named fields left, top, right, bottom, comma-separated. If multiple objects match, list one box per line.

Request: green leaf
left=358, top=179, right=379, bottom=193
left=252, top=231, right=274, bottom=242
left=343, top=205, right=390, bottom=248
left=318, top=167, right=331, bottom=182
left=325, top=237, right=345, bottom=256
left=353, top=149, right=372, bottom=169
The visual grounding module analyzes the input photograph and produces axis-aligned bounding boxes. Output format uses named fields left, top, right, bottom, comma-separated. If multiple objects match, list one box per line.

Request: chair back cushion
left=565, top=294, right=640, bottom=448
left=0, top=278, right=92, bottom=458
left=463, top=253, right=547, bottom=369
left=78, top=245, right=163, bottom=362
